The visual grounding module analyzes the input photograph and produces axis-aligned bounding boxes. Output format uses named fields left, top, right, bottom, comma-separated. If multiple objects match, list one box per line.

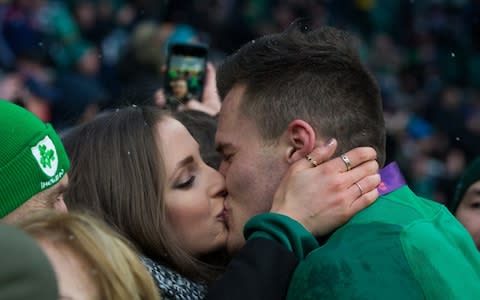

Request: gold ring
left=306, top=155, right=318, bottom=167
left=341, top=154, right=352, bottom=171
left=355, top=182, right=364, bottom=196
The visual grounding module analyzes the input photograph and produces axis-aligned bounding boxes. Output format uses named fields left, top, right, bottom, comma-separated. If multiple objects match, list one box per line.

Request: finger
left=343, top=160, right=379, bottom=186
left=349, top=187, right=378, bottom=212
left=347, top=174, right=381, bottom=198
left=203, top=62, right=216, bottom=88
left=185, top=99, right=218, bottom=116
left=201, top=63, right=222, bottom=112
left=334, top=147, right=377, bottom=173
left=292, top=139, right=338, bottom=172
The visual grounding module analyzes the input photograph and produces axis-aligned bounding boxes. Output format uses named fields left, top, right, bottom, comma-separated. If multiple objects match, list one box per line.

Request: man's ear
left=284, top=119, right=316, bottom=164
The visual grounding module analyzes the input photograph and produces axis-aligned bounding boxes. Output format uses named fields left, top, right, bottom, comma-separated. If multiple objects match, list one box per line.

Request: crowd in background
left=0, top=0, right=479, bottom=204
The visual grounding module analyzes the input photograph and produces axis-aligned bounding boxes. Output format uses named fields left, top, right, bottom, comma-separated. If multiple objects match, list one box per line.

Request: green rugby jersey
left=245, top=186, right=480, bottom=299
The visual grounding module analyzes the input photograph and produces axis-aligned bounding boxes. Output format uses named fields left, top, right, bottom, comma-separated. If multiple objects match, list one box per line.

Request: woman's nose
left=208, top=168, right=227, bottom=198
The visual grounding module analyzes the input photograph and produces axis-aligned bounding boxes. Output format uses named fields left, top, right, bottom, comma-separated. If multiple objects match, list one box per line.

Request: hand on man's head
left=271, top=140, right=380, bottom=236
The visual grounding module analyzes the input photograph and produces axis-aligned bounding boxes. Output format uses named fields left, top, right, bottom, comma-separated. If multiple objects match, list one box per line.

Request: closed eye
left=175, top=176, right=196, bottom=189
left=470, top=202, right=480, bottom=209
left=223, top=153, right=233, bottom=162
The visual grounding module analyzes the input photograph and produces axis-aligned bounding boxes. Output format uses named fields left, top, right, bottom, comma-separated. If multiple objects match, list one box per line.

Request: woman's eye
left=175, top=176, right=196, bottom=189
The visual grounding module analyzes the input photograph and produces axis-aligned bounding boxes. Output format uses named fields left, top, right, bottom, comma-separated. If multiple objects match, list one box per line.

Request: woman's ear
left=284, top=119, right=316, bottom=164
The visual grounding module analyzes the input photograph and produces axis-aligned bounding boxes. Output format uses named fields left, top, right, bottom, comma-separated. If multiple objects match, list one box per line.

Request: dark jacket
left=207, top=214, right=317, bottom=300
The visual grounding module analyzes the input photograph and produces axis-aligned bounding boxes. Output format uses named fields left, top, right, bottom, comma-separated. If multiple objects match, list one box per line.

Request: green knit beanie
left=0, top=100, right=70, bottom=218
left=450, top=157, right=480, bottom=213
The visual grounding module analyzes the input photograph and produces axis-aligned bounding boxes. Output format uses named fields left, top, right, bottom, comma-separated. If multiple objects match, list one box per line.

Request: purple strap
left=378, top=162, right=406, bottom=196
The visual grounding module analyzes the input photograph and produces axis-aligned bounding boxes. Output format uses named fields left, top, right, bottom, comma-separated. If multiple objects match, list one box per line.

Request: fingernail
left=325, top=138, right=335, bottom=147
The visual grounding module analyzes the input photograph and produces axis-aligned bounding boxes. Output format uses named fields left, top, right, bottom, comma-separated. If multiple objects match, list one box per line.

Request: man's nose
left=219, top=161, right=228, bottom=176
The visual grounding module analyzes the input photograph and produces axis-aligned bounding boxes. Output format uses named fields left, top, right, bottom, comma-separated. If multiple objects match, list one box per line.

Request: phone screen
left=165, top=44, right=207, bottom=109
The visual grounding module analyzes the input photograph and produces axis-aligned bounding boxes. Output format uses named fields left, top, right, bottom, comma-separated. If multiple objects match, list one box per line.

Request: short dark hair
left=217, top=23, right=386, bottom=166
left=62, top=106, right=223, bottom=282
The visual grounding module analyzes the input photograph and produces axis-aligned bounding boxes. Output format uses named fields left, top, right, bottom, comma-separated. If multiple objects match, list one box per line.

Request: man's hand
left=271, top=139, right=380, bottom=236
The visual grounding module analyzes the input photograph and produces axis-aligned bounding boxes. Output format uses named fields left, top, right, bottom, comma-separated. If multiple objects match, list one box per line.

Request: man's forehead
left=214, top=120, right=231, bottom=150
left=221, top=84, right=246, bottom=114
left=215, top=84, right=259, bottom=148
left=216, top=93, right=240, bottom=141
left=218, top=98, right=239, bottom=124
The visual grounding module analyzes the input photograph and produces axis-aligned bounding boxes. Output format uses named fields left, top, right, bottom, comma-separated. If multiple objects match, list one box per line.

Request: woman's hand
left=271, top=139, right=380, bottom=236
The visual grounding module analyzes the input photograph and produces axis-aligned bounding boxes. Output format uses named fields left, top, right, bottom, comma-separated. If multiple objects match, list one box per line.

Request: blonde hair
left=16, top=210, right=161, bottom=300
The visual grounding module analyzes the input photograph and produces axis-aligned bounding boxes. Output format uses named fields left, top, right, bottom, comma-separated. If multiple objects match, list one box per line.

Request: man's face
left=216, top=84, right=289, bottom=253
left=456, top=180, right=480, bottom=250
left=171, top=79, right=188, bottom=99
left=2, top=175, right=69, bottom=224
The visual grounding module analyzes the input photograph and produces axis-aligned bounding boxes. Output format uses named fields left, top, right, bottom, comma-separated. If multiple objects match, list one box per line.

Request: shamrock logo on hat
left=31, top=136, right=59, bottom=177
left=38, top=144, right=55, bottom=168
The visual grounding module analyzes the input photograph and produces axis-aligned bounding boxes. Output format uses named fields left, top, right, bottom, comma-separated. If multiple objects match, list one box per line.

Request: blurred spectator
left=16, top=210, right=161, bottom=300
left=115, top=21, right=172, bottom=106
left=0, top=223, right=57, bottom=300
left=53, top=42, right=108, bottom=130
left=448, top=157, right=480, bottom=250
left=0, top=101, right=69, bottom=224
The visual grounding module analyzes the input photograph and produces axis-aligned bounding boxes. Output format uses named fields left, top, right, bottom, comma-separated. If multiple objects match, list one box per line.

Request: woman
left=63, top=106, right=227, bottom=299
left=62, top=105, right=378, bottom=299
left=16, top=210, right=161, bottom=300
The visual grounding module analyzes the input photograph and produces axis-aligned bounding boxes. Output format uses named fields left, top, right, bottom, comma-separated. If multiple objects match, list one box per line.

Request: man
left=0, top=100, right=70, bottom=223
left=213, top=24, right=480, bottom=299
left=449, top=157, right=480, bottom=250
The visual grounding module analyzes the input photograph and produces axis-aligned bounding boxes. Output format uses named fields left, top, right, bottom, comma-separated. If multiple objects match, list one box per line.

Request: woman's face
left=157, top=117, right=228, bottom=256
left=39, top=241, right=99, bottom=300
left=456, top=180, right=480, bottom=250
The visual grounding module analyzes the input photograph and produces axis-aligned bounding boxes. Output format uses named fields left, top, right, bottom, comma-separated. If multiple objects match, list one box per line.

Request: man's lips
left=217, top=208, right=228, bottom=222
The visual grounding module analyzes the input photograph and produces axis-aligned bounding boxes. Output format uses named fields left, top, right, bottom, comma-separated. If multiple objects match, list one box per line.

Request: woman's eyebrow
left=168, top=156, right=195, bottom=184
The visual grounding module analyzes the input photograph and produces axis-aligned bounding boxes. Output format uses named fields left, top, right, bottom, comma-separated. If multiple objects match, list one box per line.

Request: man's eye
left=470, top=202, right=480, bottom=209
left=48, top=193, right=63, bottom=208
left=175, top=176, right=196, bottom=189
left=223, top=154, right=233, bottom=162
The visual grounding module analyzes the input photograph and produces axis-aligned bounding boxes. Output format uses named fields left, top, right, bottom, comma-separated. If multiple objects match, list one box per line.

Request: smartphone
left=164, top=43, right=208, bottom=110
